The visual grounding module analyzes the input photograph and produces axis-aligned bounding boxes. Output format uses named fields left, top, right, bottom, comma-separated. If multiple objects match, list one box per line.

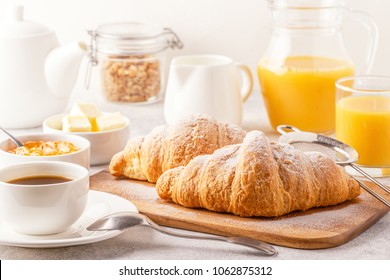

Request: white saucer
left=0, top=190, right=138, bottom=248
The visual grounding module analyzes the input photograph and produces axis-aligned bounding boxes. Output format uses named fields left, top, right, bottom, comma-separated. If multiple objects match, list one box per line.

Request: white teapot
left=0, top=5, right=87, bottom=128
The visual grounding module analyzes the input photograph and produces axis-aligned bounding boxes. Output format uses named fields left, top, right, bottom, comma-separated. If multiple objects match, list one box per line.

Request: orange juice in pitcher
left=258, top=0, right=378, bottom=133
left=258, top=56, right=355, bottom=133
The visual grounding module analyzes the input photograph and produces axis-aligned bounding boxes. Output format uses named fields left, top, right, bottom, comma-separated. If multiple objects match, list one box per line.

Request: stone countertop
left=1, top=91, right=389, bottom=260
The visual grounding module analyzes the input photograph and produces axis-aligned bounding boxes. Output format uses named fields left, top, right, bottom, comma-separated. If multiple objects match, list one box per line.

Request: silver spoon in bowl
left=0, top=126, right=23, bottom=147
left=87, top=211, right=277, bottom=256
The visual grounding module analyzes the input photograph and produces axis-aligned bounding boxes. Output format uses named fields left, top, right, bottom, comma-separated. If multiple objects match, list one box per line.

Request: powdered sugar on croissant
left=156, top=130, right=360, bottom=217
left=109, top=114, right=246, bottom=183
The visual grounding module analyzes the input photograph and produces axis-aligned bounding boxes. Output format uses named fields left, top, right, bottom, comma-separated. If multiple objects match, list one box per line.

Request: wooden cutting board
left=90, top=170, right=389, bottom=249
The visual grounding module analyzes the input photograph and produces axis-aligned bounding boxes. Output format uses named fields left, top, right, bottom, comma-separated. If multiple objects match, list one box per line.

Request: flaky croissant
left=109, top=114, right=247, bottom=183
left=156, top=130, right=360, bottom=217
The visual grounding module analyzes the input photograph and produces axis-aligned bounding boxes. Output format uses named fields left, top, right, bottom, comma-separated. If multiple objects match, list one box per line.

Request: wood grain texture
left=90, top=170, right=389, bottom=249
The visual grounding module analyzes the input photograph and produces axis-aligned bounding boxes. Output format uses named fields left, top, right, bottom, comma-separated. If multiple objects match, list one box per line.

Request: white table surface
left=1, top=90, right=389, bottom=260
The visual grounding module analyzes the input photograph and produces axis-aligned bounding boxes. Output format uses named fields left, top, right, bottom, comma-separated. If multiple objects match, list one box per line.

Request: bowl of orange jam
left=9, top=140, right=80, bottom=156
left=0, top=133, right=90, bottom=169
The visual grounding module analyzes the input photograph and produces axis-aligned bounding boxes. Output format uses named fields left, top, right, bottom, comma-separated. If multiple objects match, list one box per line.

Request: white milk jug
left=164, top=55, right=253, bottom=125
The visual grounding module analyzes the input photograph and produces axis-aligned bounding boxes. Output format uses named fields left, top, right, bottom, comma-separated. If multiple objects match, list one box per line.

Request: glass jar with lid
left=86, top=22, right=183, bottom=103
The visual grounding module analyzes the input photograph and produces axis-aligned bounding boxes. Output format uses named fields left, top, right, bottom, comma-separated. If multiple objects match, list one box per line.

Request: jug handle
left=236, top=63, right=254, bottom=102
left=346, top=9, right=378, bottom=74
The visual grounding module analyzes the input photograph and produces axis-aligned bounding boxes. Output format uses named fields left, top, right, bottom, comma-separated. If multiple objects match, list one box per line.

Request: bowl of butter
left=43, top=103, right=130, bottom=165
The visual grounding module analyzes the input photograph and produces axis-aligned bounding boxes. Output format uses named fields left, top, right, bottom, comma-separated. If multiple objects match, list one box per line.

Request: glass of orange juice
left=336, top=76, right=390, bottom=176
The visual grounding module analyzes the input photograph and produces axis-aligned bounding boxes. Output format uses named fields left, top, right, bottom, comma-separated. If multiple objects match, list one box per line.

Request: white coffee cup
left=0, top=161, right=89, bottom=235
left=164, top=55, right=253, bottom=125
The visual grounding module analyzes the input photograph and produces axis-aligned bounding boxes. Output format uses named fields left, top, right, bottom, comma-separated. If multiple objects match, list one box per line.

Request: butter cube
left=70, top=103, right=102, bottom=131
left=96, top=112, right=127, bottom=131
left=70, top=102, right=102, bottom=118
left=62, top=115, right=92, bottom=132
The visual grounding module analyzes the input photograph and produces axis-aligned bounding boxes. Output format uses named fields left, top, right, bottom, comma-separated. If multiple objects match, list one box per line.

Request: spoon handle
left=144, top=215, right=277, bottom=256
left=0, top=126, right=23, bottom=147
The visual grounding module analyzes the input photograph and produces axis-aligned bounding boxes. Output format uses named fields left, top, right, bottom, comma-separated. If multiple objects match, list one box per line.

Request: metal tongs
left=277, top=125, right=390, bottom=208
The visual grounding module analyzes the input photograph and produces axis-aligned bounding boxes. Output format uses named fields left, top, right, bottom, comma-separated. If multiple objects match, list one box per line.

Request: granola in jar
left=101, top=55, right=161, bottom=102
left=85, top=22, right=183, bottom=104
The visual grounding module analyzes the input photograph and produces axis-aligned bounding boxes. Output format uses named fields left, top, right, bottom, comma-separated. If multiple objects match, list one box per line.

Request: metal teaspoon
left=87, top=211, right=277, bottom=256
left=0, top=126, right=23, bottom=147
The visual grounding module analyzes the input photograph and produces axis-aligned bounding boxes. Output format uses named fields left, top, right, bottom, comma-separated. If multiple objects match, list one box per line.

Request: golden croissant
left=109, top=114, right=247, bottom=183
left=156, top=130, right=360, bottom=217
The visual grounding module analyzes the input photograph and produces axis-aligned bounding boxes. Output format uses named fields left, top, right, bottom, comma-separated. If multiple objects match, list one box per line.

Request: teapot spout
left=45, top=42, right=87, bottom=99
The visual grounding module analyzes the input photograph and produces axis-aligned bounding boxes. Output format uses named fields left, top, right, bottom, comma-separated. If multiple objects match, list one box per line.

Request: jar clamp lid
left=84, top=22, right=183, bottom=89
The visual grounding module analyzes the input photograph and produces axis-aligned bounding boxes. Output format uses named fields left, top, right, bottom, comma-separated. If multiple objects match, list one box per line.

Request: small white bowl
left=0, top=133, right=90, bottom=170
left=0, top=161, right=89, bottom=235
left=43, top=113, right=130, bottom=165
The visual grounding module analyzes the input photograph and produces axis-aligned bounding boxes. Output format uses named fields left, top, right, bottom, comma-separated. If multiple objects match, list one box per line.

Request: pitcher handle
left=347, top=9, right=378, bottom=74
left=235, top=63, right=254, bottom=102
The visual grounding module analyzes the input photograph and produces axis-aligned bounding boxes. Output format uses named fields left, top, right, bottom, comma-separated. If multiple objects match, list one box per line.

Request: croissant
left=156, top=130, right=360, bottom=217
left=110, top=114, right=247, bottom=183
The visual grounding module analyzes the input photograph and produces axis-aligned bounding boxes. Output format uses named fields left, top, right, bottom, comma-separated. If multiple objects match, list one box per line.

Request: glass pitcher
left=258, top=0, right=378, bottom=133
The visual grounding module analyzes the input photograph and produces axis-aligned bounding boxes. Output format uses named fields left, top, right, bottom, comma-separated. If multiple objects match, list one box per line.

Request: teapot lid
left=0, top=5, right=51, bottom=37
